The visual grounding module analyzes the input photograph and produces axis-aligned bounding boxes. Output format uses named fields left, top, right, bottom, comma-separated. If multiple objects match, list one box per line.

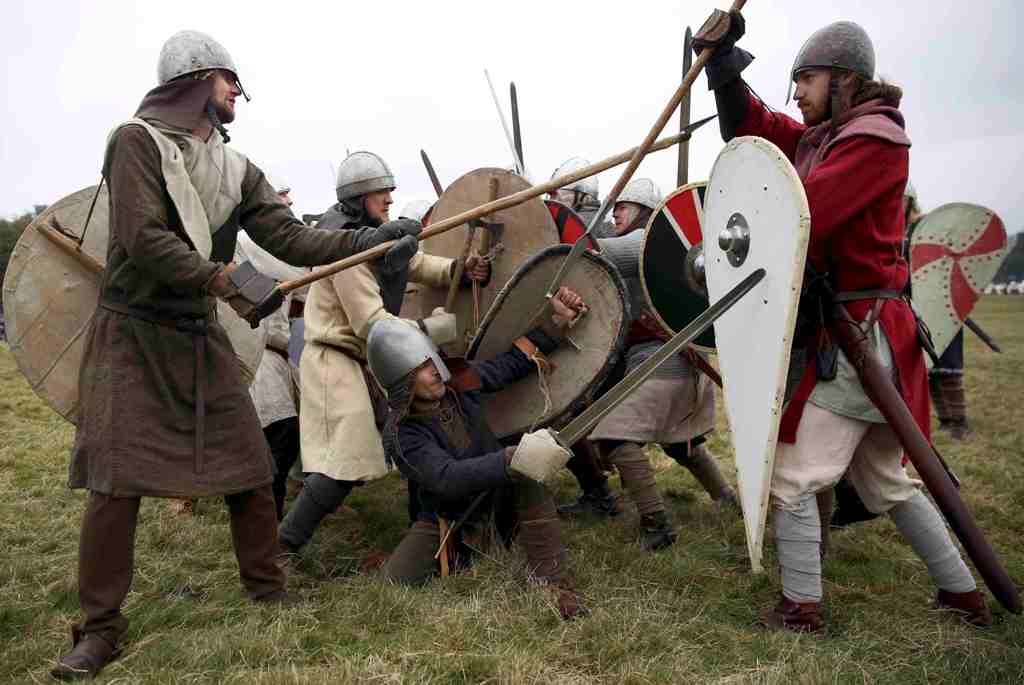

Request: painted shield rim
left=639, top=181, right=714, bottom=352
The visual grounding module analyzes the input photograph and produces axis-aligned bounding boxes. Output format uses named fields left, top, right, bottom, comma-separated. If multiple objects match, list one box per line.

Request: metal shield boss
left=416, top=168, right=559, bottom=357
left=2, top=185, right=266, bottom=425
left=466, top=244, right=630, bottom=440
left=910, top=203, right=1008, bottom=359
left=639, top=182, right=714, bottom=351
left=703, top=137, right=810, bottom=573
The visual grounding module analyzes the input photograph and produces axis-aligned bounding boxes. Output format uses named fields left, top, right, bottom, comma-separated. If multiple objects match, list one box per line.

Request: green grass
left=2, top=297, right=1023, bottom=683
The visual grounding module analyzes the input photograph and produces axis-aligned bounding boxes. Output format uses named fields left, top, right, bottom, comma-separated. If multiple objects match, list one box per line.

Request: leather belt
left=101, top=300, right=209, bottom=474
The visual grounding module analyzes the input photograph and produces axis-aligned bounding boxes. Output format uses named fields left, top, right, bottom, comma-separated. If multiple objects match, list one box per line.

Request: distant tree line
left=0, top=206, right=46, bottom=286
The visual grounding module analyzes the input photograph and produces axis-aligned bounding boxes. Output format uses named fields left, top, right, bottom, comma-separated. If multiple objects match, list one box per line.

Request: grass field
left=2, top=297, right=1023, bottom=684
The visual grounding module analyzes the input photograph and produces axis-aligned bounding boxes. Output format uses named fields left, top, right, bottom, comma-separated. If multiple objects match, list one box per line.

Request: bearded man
left=51, top=31, right=421, bottom=680
left=698, top=13, right=989, bottom=631
left=277, top=151, right=489, bottom=557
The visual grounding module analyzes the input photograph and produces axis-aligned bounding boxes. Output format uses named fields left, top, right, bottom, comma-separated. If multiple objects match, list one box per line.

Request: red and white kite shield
left=910, top=203, right=1008, bottom=358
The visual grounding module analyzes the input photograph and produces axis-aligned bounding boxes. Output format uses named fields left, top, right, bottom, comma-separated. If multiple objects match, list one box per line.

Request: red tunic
left=734, top=94, right=930, bottom=444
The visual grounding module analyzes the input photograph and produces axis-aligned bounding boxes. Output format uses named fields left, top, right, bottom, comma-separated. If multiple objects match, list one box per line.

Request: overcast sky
left=2, top=0, right=1021, bottom=233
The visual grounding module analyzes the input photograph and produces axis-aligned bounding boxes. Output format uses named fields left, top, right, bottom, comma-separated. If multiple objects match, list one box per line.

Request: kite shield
left=466, top=244, right=629, bottom=440
left=639, top=182, right=714, bottom=351
left=910, top=203, right=1008, bottom=358
left=2, top=185, right=265, bottom=424
left=418, top=168, right=559, bottom=356
left=703, top=137, right=810, bottom=573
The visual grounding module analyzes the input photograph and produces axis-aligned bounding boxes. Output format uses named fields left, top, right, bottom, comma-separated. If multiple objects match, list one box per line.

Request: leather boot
left=940, top=375, right=971, bottom=440
left=556, top=481, right=622, bottom=518
left=935, top=589, right=992, bottom=627
left=928, top=374, right=950, bottom=431
left=639, top=510, right=677, bottom=551
left=760, top=596, right=825, bottom=634
left=50, top=627, right=120, bottom=681
left=680, top=445, right=739, bottom=506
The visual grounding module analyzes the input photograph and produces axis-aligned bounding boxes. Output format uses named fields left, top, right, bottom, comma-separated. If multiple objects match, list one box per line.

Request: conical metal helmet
left=335, top=151, right=396, bottom=202
left=399, top=199, right=432, bottom=222
left=616, top=178, right=662, bottom=211
left=367, top=319, right=451, bottom=391
left=788, top=21, right=875, bottom=100
left=158, top=30, right=241, bottom=85
left=551, top=157, right=598, bottom=199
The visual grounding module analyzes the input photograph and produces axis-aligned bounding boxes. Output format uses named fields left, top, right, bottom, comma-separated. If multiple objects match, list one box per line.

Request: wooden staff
left=445, top=177, right=499, bottom=314
left=36, top=220, right=103, bottom=275
left=277, top=127, right=702, bottom=294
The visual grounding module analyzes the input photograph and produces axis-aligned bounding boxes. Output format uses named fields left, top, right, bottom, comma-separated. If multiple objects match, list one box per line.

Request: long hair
left=849, top=75, right=903, bottom=108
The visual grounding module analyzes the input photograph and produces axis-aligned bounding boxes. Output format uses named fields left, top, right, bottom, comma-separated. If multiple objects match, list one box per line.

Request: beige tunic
left=300, top=253, right=453, bottom=481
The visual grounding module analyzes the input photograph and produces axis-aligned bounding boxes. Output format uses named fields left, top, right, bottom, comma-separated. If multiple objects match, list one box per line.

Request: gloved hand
left=508, top=429, right=572, bottom=482
left=693, top=9, right=754, bottom=90
left=207, top=261, right=283, bottom=328
left=418, top=307, right=458, bottom=346
left=380, top=234, right=420, bottom=275
left=350, top=218, right=422, bottom=268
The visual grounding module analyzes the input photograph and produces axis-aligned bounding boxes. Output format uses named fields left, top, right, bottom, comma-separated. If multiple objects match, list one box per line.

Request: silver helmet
left=157, top=30, right=248, bottom=98
left=550, top=157, right=598, bottom=199
left=616, top=178, right=662, bottom=211
left=399, top=199, right=432, bottom=222
left=336, top=151, right=396, bottom=202
left=367, top=319, right=451, bottom=391
left=788, top=21, right=875, bottom=100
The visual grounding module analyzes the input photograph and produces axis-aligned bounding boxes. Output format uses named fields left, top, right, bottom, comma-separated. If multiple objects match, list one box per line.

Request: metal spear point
left=511, top=82, right=525, bottom=175
left=420, top=149, right=444, bottom=198
left=484, top=69, right=526, bottom=177
left=542, top=0, right=748, bottom=301
left=677, top=26, right=694, bottom=187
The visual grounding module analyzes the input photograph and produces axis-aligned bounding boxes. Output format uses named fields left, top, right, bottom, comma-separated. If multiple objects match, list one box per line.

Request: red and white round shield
left=910, top=203, right=1008, bottom=358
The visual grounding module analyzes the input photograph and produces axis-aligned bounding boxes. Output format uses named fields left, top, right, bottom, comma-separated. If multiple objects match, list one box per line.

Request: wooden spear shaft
left=277, top=129, right=697, bottom=294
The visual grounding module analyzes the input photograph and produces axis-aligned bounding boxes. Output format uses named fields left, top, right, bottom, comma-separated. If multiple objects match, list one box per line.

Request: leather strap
left=833, top=289, right=902, bottom=303
left=514, top=336, right=551, bottom=374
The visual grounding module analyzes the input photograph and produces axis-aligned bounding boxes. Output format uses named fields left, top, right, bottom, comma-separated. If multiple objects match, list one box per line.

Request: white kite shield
left=703, top=137, right=810, bottom=573
left=2, top=185, right=265, bottom=424
left=910, top=203, right=1008, bottom=359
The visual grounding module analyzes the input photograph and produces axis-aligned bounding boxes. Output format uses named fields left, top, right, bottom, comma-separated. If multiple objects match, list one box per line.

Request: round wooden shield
left=546, top=199, right=595, bottom=248
left=2, top=185, right=265, bottom=424
left=466, top=244, right=629, bottom=440
left=639, top=182, right=714, bottom=351
left=418, top=168, right=559, bottom=357
left=703, top=137, right=810, bottom=574
left=910, top=203, right=1008, bottom=359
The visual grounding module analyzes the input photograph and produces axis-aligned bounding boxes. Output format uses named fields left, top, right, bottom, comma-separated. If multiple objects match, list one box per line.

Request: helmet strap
left=205, top=102, right=231, bottom=143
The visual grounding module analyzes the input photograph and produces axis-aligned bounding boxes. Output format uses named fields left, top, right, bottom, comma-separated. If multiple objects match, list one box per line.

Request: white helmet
left=616, top=178, right=662, bottom=211
left=335, top=151, right=396, bottom=202
left=399, top=200, right=432, bottom=223
left=550, top=157, right=598, bottom=199
left=157, top=30, right=248, bottom=98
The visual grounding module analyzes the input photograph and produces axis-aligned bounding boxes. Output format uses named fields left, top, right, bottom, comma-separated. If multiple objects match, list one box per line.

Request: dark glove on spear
left=693, top=9, right=754, bottom=90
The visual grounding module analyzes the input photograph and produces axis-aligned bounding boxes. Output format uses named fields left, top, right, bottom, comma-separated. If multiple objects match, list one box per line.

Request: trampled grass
left=1, top=298, right=1023, bottom=683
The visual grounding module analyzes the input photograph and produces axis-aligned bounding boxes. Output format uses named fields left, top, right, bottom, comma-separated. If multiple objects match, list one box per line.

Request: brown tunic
left=69, top=123, right=365, bottom=498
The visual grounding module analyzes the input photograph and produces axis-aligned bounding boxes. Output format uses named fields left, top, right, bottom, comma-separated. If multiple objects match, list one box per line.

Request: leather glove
left=417, top=307, right=458, bottom=346
left=207, top=261, right=283, bottom=328
left=380, top=234, right=420, bottom=275
left=508, top=429, right=571, bottom=482
left=349, top=218, right=422, bottom=269
left=693, top=9, right=754, bottom=90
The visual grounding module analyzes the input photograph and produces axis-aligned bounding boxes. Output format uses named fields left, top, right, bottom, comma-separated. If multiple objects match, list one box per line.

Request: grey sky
left=2, top=0, right=1021, bottom=233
